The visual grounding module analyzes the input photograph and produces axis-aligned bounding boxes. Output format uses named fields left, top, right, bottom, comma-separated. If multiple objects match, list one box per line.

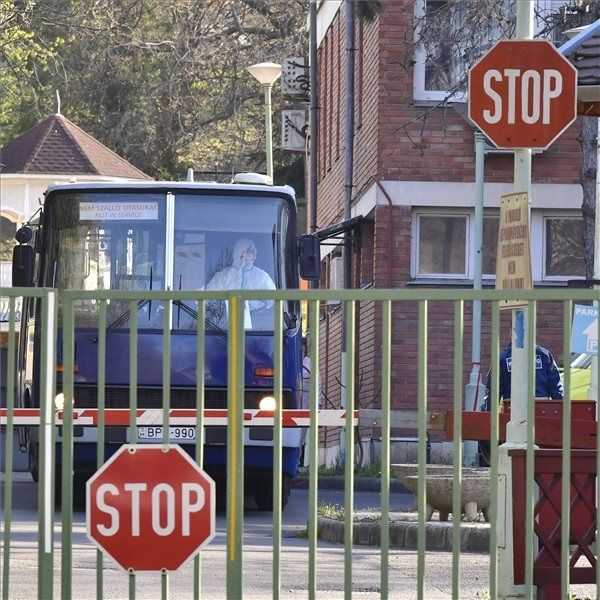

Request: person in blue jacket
left=479, top=343, right=564, bottom=466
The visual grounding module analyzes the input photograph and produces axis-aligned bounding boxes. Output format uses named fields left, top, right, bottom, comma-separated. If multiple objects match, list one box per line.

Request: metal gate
left=1, top=287, right=599, bottom=599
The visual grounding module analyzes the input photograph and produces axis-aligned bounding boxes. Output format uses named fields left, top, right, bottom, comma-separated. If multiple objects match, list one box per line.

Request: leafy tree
left=0, top=0, right=61, bottom=141
left=2, top=0, right=308, bottom=185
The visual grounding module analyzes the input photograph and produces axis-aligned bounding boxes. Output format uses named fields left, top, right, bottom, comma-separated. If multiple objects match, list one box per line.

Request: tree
left=2, top=0, right=308, bottom=183
left=0, top=0, right=61, bottom=142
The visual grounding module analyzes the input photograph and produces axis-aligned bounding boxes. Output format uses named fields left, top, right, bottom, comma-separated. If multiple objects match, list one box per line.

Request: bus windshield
left=45, top=190, right=292, bottom=331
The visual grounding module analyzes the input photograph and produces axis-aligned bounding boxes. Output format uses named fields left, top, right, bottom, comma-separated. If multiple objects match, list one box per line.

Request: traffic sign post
left=86, top=445, right=215, bottom=572
left=469, top=39, right=577, bottom=149
left=467, top=4, right=581, bottom=598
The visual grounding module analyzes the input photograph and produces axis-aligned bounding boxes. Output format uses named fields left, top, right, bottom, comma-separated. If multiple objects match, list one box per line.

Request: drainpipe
left=341, top=0, right=355, bottom=416
left=309, top=0, right=319, bottom=242
left=464, top=133, right=487, bottom=466
left=374, top=179, right=394, bottom=288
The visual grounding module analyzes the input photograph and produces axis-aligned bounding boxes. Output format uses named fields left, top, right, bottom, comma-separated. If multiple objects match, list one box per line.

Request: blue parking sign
left=571, top=304, right=598, bottom=355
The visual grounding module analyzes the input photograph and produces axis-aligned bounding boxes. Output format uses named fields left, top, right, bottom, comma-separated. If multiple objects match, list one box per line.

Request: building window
left=336, top=16, right=341, bottom=159
left=413, top=0, right=470, bottom=102
left=356, top=20, right=364, bottom=129
left=415, top=214, right=468, bottom=277
left=412, top=209, right=585, bottom=282
left=482, top=214, right=499, bottom=276
left=413, top=0, right=560, bottom=103
left=543, top=216, right=585, bottom=278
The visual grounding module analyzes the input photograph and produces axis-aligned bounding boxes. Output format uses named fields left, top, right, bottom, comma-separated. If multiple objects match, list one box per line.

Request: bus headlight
left=54, top=393, right=65, bottom=410
left=259, top=396, right=276, bottom=411
left=54, top=393, right=74, bottom=410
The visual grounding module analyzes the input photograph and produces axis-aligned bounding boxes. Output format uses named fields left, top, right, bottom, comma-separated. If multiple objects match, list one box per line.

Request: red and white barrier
left=0, top=408, right=357, bottom=428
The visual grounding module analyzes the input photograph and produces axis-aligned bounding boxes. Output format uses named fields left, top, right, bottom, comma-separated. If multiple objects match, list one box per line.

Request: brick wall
left=315, top=2, right=580, bottom=425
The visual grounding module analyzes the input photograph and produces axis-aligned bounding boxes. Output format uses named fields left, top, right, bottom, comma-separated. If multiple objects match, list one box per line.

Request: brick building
left=314, top=1, right=585, bottom=464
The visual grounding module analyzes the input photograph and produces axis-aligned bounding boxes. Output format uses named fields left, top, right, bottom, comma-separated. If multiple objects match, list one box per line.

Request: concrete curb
left=317, top=516, right=490, bottom=552
left=294, top=476, right=407, bottom=493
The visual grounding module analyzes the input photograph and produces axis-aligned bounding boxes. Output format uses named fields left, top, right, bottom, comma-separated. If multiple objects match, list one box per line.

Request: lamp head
left=247, top=62, right=282, bottom=86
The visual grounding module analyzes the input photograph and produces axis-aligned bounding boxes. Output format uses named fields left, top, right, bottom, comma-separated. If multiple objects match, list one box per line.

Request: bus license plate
left=137, top=426, right=196, bottom=443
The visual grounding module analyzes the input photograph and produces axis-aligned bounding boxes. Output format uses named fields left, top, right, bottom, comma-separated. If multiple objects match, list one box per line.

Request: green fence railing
left=1, top=287, right=599, bottom=599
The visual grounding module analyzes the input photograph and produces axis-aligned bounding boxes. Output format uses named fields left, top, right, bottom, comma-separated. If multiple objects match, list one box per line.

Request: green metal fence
left=1, top=286, right=599, bottom=599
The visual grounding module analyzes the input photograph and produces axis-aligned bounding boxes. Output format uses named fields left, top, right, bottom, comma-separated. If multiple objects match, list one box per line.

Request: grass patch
left=317, top=503, right=382, bottom=522
left=318, top=503, right=345, bottom=520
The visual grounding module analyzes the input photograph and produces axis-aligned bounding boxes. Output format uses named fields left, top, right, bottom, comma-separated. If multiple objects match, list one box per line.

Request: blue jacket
left=482, top=344, right=564, bottom=411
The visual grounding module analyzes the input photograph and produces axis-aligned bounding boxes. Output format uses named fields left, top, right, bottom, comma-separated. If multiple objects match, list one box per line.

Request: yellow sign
left=496, top=192, right=532, bottom=309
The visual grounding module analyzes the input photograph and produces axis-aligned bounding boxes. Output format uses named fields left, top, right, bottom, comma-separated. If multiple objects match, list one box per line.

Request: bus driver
left=206, top=238, right=276, bottom=317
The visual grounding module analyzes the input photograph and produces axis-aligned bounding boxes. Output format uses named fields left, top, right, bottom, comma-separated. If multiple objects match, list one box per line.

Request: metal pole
left=507, top=0, right=534, bottom=445
left=340, top=0, right=355, bottom=417
left=590, top=119, right=600, bottom=401
left=497, top=2, right=534, bottom=598
left=309, top=0, right=319, bottom=237
left=265, top=83, right=274, bottom=182
left=464, top=132, right=487, bottom=466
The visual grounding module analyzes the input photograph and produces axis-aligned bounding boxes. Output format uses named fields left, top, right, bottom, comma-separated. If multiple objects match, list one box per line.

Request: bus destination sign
left=80, top=202, right=159, bottom=221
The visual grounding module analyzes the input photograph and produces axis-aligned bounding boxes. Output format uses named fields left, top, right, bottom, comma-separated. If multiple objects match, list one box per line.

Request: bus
left=12, top=177, right=320, bottom=509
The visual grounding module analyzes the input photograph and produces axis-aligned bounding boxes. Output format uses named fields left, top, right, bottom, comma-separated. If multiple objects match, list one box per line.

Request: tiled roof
left=0, top=114, right=151, bottom=179
left=571, top=33, right=600, bottom=86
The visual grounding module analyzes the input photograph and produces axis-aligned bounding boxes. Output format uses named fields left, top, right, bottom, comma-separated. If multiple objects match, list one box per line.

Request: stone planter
left=392, top=464, right=490, bottom=522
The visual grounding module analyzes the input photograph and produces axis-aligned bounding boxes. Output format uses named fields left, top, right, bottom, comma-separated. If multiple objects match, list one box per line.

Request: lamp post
left=247, top=62, right=282, bottom=183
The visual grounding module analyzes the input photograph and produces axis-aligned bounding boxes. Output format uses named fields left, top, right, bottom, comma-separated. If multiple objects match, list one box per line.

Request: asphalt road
left=0, top=473, right=497, bottom=599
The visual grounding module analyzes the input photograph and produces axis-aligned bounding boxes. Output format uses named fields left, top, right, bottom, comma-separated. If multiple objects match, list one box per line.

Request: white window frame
left=412, top=208, right=585, bottom=283
left=413, top=0, right=467, bottom=103
left=413, top=0, right=568, bottom=103
left=411, top=210, right=470, bottom=279
left=534, top=211, right=586, bottom=282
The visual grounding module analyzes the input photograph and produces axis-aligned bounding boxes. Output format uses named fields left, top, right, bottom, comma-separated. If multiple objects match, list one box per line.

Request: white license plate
left=137, top=426, right=196, bottom=442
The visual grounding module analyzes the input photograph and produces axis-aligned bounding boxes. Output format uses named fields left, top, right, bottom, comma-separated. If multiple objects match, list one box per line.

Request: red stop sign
left=468, top=40, right=577, bottom=149
left=86, top=445, right=215, bottom=571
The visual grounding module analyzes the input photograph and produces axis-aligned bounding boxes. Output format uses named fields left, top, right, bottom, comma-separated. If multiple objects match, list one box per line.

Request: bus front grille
left=72, top=386, right=292, bottom=410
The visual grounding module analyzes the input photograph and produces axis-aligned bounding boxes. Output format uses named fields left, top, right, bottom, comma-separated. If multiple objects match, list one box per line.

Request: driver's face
left=239, top=246, right=256, bottom=268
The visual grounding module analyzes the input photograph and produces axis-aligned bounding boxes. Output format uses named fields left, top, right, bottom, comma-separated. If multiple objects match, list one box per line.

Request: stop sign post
left=87, top=445, right=215, bottom=572
left=469, top=40, right=577, bottom=149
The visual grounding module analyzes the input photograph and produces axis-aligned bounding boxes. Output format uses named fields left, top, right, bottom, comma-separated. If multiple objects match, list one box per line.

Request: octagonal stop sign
left=87, top=445, right=215, bottom=571
left=469, top=40, right=577, bottom=149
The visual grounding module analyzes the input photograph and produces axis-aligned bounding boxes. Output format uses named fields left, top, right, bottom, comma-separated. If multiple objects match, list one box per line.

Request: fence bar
left=451, top=301, right=464, bottom=599
left=272, top=301, right=283, bottom=600
left=525, top=301, right=537, bottom=600
left=38, top=291, right=56, bottom=600
left=161, top=300, right=172, bottom=599
left=417, top=300, right=428, bottom=600
left=2, top=298, right=16, bottom=600
left=128, top=301, right=138, bottom=600
left=560, top=300, right=572, bottom=599
left=488, top=302, right=500, bottom=600
left=61, top=296, right=75, bottom=600
left=194, top=300, right=206, bottom=600
left=380, top=300, right=391, bottom=600
left=308, top=300, right=320, bottom=600
left=344, top=300, right=356, bottom=600
left=226, top=296, right=245, bottom=598
left=96, top=301, right=107, bottom=600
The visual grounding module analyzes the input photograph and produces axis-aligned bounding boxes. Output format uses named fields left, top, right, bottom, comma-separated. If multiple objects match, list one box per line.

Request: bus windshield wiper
left=107, top=266, right=154, bottom=330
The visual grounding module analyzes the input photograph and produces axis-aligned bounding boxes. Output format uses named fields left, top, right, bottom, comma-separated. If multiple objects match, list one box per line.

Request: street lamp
left=247, top=62, right=282, bottom=183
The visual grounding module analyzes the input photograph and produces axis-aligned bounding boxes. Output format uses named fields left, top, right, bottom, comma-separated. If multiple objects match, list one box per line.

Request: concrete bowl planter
left=392, top=464, right=490, bottom=522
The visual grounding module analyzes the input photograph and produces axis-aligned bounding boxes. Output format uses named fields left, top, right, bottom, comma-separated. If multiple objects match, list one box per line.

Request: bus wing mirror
left=298, top=234, right=321, bottom=281
left=12, top=245, right=34, bottom=287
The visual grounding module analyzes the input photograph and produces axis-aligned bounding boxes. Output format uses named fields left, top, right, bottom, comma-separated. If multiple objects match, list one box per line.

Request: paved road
left=2, top=473, right=495, bottom=599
